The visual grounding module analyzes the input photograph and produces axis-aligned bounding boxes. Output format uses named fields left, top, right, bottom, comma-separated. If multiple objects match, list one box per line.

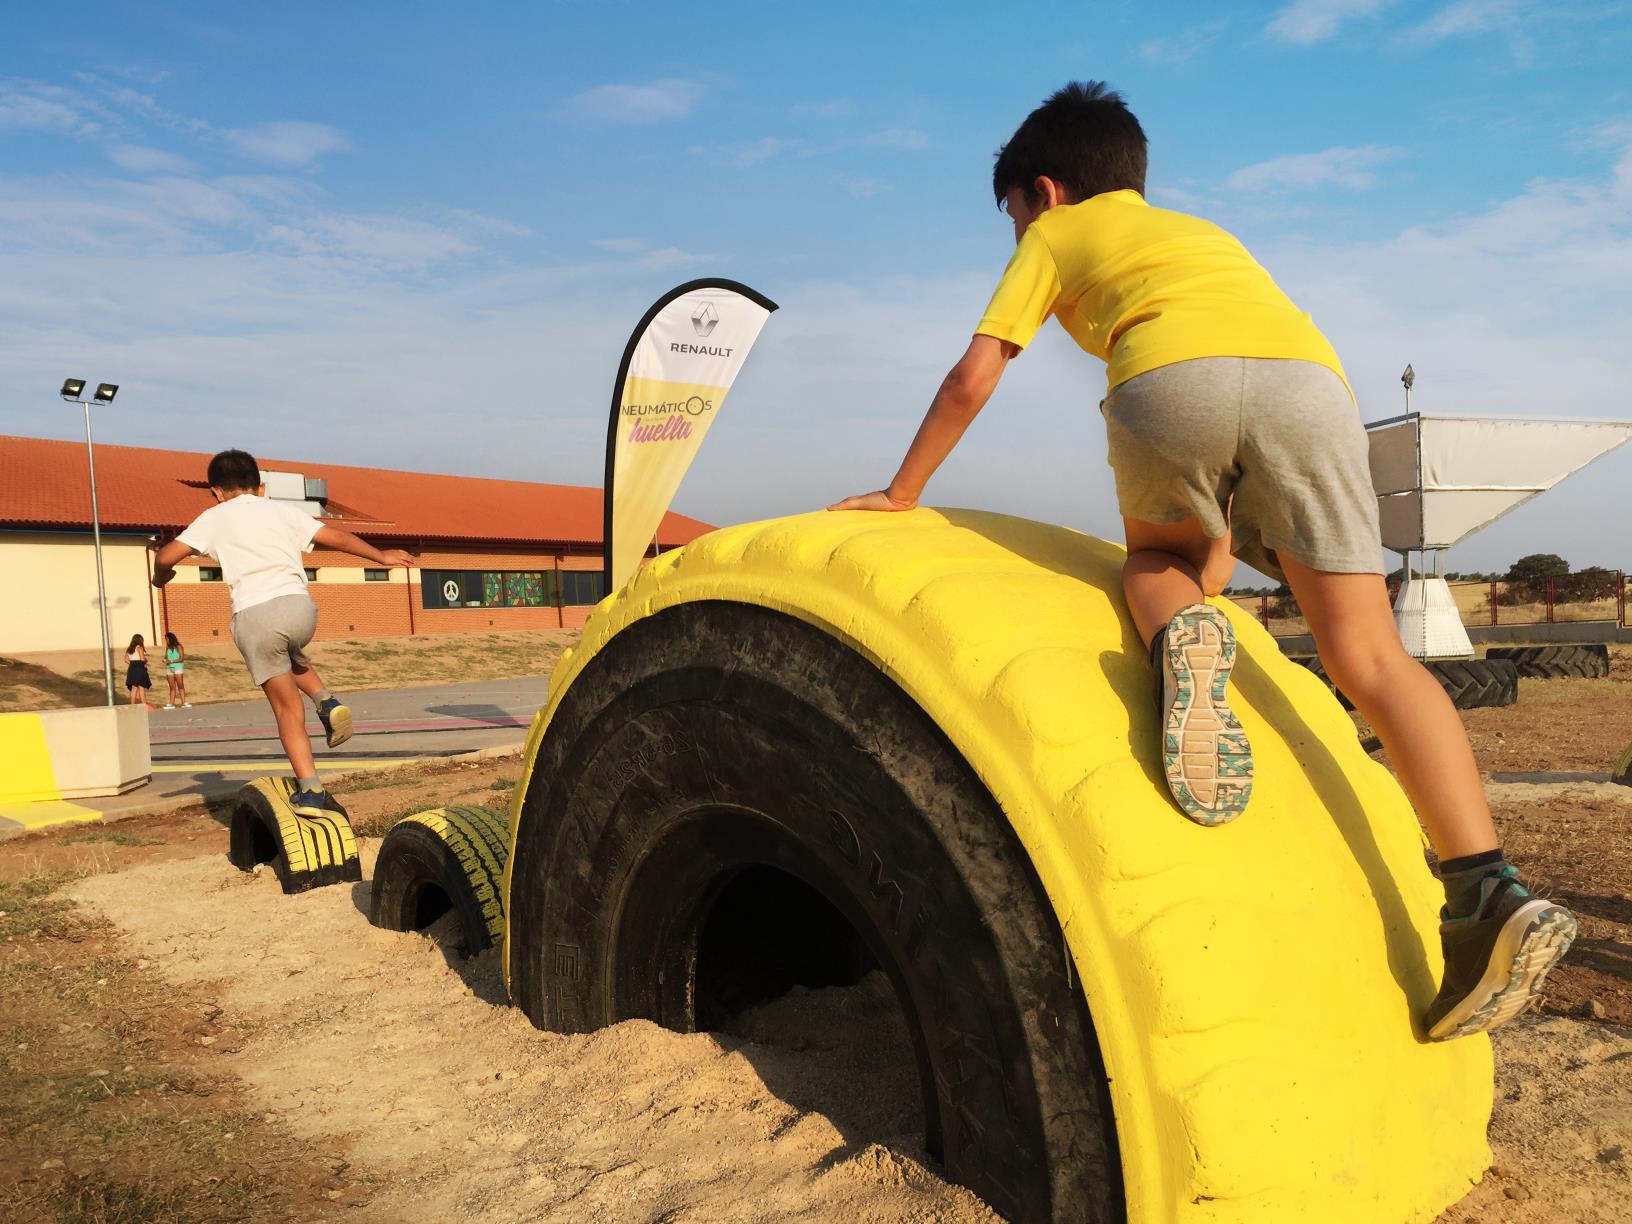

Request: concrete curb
left=0, top=739, right=528, bottom=840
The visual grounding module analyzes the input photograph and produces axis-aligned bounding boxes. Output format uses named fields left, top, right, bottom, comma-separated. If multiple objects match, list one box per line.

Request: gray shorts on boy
left=1101, top=356, right=1383, bottom=582
left=231, top=592, right=318, bottom=687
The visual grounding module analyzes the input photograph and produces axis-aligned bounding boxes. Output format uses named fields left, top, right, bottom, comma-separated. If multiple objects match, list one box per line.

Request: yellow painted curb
left=0, top=800, right=102, bottom=831
left=502, top=508, right=1491, bottom=1223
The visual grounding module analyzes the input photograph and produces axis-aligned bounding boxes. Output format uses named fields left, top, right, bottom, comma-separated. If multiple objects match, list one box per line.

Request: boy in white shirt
left=153, top=449, right=413, bottom=816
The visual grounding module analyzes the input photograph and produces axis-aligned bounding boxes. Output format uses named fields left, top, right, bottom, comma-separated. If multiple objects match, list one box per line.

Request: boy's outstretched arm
left=829, top=334, right=1017, bottom=512
left=312, top=525, right=414, bottom=568
left=151, top=538, right=194, bottom=588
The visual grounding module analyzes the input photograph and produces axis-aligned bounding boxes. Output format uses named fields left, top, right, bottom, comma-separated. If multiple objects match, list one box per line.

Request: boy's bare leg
left=1122, top=517, right=1236, bottom=645
left=290, top=660, right=351, bottom=748
left=1278, top=557, right=1497, bottom=860
left=262, top=672, right=316, bottom=780
left=289, top=661, right=326, bottom=702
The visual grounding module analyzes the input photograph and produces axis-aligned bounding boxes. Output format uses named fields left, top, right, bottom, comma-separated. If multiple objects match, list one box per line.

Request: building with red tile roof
left=0, top=435, right=715, bottom=655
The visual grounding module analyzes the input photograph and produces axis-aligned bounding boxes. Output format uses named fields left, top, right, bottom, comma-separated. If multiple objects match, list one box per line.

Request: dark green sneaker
left=316, top=697, right=353, bottom=749
left=1425, top=866, right=1577, bottom=1041
left=1155, top=604, right=1253, bottom=825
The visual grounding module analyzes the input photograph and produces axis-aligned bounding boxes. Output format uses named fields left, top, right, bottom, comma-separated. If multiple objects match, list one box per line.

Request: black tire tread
left=1485, top=644, right=1609, bottom=679
left=370, top=805, right=508, bottom=951
left=1424, top=658, right=1519, bottom=709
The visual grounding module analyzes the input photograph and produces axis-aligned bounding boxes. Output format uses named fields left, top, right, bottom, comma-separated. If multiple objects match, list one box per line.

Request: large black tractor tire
left=1485, top=644, right=1610, bottom=679
left=370, top=805, right=509, bottom=954
left=227, top=777, right=362, bottom=894
left=508, top=602, right=1121, bottom=1224
left=1424, top=658, right=1519, bottom=709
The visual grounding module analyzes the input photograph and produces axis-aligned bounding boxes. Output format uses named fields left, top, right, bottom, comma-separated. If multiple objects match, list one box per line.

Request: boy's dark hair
left=207, top=449, right=260, bottom=492
left=993, top=81, right=1147, bottom=208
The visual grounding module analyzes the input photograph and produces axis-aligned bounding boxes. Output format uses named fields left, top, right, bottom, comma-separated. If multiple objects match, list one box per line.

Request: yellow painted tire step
left=228, top=777, right=362, bottom=894
left=369, top=805, right=508, bottom=955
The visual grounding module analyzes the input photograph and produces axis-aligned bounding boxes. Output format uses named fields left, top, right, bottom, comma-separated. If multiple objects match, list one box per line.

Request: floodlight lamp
left=94, top=383, right=119, bottom=403
left=60, top=378, right=86, bottom=400
left=1401, top=364, right=1415, bottom=391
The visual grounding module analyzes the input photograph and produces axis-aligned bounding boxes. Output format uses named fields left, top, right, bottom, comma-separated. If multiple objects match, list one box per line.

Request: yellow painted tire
left=228, top=777, right=361, bottom=894
left=370, top=805, right=508, bottom=954
left=502, top=509, right=1493, bottom=1223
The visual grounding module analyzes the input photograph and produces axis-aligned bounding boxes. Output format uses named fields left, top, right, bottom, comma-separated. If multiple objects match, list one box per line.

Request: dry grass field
left=0, top=629, right=579, bottom=712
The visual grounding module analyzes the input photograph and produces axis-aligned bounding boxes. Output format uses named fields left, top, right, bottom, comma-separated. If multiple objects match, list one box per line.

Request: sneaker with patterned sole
left=1425, top=866, right=1577, bottom=1041
left=316, top=697, right=353, bottom=749
left=288, top=786, right=349, bottom=820
left=1156, top=603, right=1253, bottom=825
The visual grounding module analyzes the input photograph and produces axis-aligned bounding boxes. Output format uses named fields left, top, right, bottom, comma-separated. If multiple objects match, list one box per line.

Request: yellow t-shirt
left=976, top=190, right=1348, bottom=393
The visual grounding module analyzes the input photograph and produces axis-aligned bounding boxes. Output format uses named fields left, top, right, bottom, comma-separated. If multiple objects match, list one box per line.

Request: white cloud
left=267, top=214, right=475, bottom=266
left=1267, top=0, right=1397, bottom=45
left=1409, top=0, right=1524, bottom=39
left=560, top=78, right=705, bottom=124
left=107, top=144, right=194, bottom=174
left=839, top=175, right=887, bottom=199
left=1147, top=184, right=1209, bottom=210
left=226, top=121, right=350, bottom=167
left=1227, top=145, right=1402, bottom=192
left=790, top=98, right=857, bottom=119
left=591, top=237, right=651, bottom=254
left=0, top=81, right=105, bottom=136
left=727, top=136, right=797, bottom=168
left=854, top=126, right=931, bottom=152
left=1137, top=20, right=1229, bottom=67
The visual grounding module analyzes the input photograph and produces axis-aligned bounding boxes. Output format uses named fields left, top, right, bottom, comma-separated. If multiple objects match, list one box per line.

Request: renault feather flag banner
left=603, top=278, right=777, bottom=590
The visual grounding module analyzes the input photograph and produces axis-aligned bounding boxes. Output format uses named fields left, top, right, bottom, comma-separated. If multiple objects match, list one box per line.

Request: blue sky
left=3, top=1, right=1630, bottom=580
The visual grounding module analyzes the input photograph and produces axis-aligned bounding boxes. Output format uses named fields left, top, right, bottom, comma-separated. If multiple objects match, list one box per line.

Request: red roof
left=0, top=435, right=714, bottom=549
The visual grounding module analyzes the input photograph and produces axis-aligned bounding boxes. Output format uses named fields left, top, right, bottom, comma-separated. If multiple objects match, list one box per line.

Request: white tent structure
left=1365, top=414, right=1632, bottom=658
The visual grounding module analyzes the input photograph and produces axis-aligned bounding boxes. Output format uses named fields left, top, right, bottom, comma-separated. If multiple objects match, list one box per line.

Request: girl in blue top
left=163, top=632, right=190, bottom=709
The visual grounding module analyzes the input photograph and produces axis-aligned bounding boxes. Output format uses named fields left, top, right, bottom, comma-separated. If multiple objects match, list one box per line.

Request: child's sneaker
left=316, top=697, right=353, bottom=749
left=287, top=786, right=348, bottom=819
left=1153, top=603, right=1253, bottom=825
left=1425, top=866, right=1577, bottom=1041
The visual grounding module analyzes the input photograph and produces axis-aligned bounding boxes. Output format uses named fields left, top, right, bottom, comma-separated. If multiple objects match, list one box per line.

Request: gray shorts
left=231, top=593, right=318, bottom=687
left=1101, top=357, right=1383, bottom=582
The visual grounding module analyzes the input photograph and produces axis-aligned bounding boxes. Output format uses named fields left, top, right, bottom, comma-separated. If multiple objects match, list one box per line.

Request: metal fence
left=1226, top=571, right=1628, bottom=638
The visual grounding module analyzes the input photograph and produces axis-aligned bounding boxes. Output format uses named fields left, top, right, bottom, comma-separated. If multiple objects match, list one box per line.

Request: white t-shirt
left=177, top=495, right=321, bottom=615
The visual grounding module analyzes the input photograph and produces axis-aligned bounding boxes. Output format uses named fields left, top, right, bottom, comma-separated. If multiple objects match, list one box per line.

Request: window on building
left=560, top=570, right=607, bottom=606
left=420, top=569, right=556, bottom=610
left=199, top=567, right=223, bottom=582
left=304, top=568, right=319, bottom=582
left=363, top=568, right=389, bottom=582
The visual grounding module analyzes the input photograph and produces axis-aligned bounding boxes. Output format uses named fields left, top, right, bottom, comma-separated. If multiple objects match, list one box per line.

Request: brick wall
left=161, top=544, right=611, bottom=642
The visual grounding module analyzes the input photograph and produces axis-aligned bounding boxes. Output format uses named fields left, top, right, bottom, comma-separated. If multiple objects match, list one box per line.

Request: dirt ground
left=0, top=629, right=578, bottom=712
left=2, top=667, right=1629, bottom=1221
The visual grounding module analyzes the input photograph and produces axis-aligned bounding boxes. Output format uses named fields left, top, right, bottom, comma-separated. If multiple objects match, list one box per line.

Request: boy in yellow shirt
left=831, top=81, right=1574, bottom=1040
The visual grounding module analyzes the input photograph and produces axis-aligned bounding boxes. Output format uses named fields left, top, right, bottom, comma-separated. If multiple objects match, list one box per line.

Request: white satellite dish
left=1365, top=412, right=1632, bottom=659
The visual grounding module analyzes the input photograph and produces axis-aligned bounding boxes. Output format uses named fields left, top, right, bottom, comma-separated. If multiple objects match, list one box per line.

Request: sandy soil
left=68, top=849, right=997, bottom=1223
left=44, top=835, right=1627, bottom=1224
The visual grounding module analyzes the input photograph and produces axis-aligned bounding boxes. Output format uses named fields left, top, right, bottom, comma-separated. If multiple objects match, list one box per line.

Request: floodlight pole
left=80, top=398, right=115, bottom=706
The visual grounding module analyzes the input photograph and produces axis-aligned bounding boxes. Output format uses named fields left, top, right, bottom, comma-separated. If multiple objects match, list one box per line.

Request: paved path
left=0, top=676, right=548, bottom=837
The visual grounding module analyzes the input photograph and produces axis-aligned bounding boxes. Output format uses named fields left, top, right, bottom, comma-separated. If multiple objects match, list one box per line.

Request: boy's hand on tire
left=827, top=490, right=917, bottom=513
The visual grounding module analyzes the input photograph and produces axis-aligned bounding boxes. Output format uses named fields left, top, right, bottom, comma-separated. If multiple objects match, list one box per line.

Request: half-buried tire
left=370, top=805, right=508, bottom=954
left=227, top=777, right=362, bottom=894
left=1486, top=643, right=1610, bottom=679
left=508, top=601, right=1120, bottom=1224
